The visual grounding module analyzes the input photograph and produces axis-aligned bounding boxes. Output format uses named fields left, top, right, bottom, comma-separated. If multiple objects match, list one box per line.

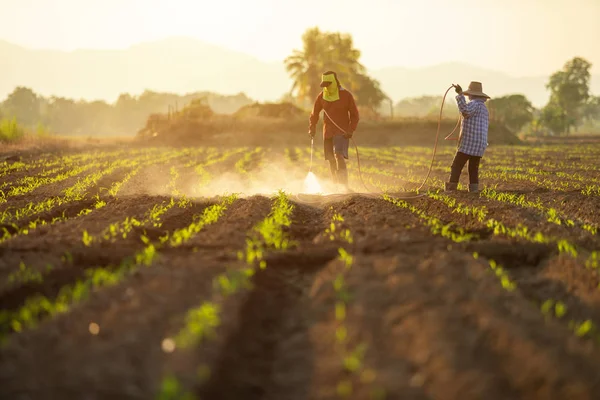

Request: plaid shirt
left=456, top=94, right=489, bottom=157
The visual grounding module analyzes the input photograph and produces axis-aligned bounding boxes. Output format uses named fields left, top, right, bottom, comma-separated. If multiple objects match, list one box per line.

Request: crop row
left=323, top=210, right=384, bottom=398
left=0, top=194, right=238, bottom=344
left=3, top=151, right=213, bottom=292
left=383, top=191, right=600, bottom=345
left=157, top=190, right=294, bottom=399
left=428, top=191, right=593, bottom=263
left=353, top=146, right=600, bottom=196
left=0, top=148, right=134, bottom=183
left=0, top=148, right=199, bottom=243
left=480, top=187, right=598, bottom=235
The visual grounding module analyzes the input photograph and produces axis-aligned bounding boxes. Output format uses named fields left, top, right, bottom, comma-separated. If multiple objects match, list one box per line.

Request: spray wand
left=309, top=137, right=314, bottom=172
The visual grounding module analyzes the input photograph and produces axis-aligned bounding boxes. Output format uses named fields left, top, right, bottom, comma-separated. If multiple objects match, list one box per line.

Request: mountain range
left=2, top=37, right=599, bottom=108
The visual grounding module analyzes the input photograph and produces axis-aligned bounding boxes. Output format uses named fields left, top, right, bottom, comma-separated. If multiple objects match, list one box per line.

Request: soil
left=1, top=142, right=600, bottom=399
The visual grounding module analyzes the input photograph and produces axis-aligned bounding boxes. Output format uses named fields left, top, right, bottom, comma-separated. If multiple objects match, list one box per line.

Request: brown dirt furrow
left=371, top=158, right=593, bottom=194
left=0, top=195, right=172, bottom=286
left=107, top=150, right=191, bottom=198
left=527, top=190, right=600, bottom=227
left=479, top=246, right=600, bottom=334
left=0, top=200, right=210, bottom=314
left=307, top=196, right=433, bottom=400
left=0, top=166, right=165, bottom=253
left=118, top=162, right=174, bottom=197
left=351, top=161, right=570, bottom=195
left=0, top=196, right=272, bottom=399
left=346, top=254, right=526, bottom=400
left=0, top=150, right=122, bottom=190
left=0, top=151, right=117, bottom=187
left=0, top=160, right=126, bottom=217
left=93, top=165, right=138, bottom=197
left=189, top=201, right=331, bottom=400
left=413, top=193, right=600, bottom=254
left=0, top=198, right=97, bottom=239
left=0, top=165, right=66, bottom=193
left=176, top=164, right=204, bottom=198
left=306, top=196, right=600, bottom=399
left=479, top=177, right=569, bottom=194
left=197, top=249, right=339, bottom=400
left=159, top=151, right=207, bottom=197
left=202, top=149, right=247, bottom=177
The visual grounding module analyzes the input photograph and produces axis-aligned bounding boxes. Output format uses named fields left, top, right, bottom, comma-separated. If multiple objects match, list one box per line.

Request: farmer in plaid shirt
left=444, top=81, right=490, bottom=193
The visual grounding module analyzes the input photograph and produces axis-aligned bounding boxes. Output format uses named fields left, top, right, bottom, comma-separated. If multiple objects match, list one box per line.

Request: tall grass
left=0, top=117, right=25, bottom=142
left=0, top=118, right=54, bottom=144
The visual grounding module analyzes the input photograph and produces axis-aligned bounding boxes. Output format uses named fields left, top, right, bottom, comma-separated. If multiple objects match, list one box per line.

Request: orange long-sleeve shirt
left=309, top=88, right=360, bottom=139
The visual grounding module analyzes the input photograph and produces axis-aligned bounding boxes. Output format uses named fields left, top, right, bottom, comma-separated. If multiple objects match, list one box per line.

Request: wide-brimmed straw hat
left=463, top=81, right=490, bottom=98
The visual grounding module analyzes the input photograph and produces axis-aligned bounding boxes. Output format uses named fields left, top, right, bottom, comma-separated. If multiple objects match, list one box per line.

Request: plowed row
left=1, top=143, right=600, bottom=400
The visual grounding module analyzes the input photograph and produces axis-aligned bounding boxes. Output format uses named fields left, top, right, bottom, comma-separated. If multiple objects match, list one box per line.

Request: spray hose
left=297, top=84, right=460, bottom=203
left=416, top=84, right=461, bottom=191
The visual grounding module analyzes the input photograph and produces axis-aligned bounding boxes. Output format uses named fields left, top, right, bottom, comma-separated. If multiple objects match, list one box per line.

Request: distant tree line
left=0, top=88, right=254, bottom=136
left=393, top=57, right=600, bottom=136
left=2, top=29, right=598, bottom=140
left=283, top=29, right=600, bottom=136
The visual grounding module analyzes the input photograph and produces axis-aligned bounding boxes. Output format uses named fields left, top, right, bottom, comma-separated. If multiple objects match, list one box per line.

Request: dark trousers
left=328, top=155, right=347, bottom=185
left=449, top=152, right=481, bottom=184
left=325, top=136, right=348, bottom=185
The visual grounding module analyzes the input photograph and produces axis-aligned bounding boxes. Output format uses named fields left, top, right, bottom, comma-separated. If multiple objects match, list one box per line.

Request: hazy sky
left=2, top=0, right=599, bottom=76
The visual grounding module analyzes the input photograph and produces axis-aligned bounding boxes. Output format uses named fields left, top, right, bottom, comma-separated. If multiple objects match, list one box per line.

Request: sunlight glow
left=88, top=322, right=100, bottom=335
left=1, top=0, right=598, bottom=77
left=161, top=338, right=176, bottom=353
left=303, top=172, right=323, bottom=194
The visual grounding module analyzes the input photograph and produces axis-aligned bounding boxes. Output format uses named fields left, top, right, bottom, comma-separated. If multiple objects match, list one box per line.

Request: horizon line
left=1, top=36, right=590, bottom=79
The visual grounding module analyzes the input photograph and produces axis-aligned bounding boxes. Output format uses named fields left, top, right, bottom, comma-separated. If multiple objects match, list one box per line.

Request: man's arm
left=456, top=94, right=480, bottom=119
left=309, top=93, right=323, bottom=133
left=348, top=92, right=360, bottom=133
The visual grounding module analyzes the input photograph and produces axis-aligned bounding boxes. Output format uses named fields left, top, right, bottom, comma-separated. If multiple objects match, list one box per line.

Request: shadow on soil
left=465, top=242, right=554, bottom=268
left=197, top=248, right=338, bottom=400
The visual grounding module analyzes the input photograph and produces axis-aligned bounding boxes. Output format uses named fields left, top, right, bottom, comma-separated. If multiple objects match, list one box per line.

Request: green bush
left=0, top=117, right=25, bottom=142
left=34, top=122, right=52, bottom=138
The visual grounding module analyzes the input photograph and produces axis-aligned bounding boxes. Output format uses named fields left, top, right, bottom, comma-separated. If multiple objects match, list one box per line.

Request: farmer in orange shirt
left=308, top=71, right=360, bottom=192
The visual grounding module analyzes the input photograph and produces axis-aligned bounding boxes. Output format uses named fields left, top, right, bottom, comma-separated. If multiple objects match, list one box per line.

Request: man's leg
left=328, top=158, right=338, bottom=183
left=324, top=138, right=337, bottom=183
left=446, top=151, right=469, bottom=191
left=335, top=153, right=348, bottom=187
left=467, top=155, right=482, bottom=192
left=333, top=135, right=350, bottom=191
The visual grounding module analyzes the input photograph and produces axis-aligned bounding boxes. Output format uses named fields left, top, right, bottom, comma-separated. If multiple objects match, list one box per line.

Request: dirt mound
left=134, top=99, right=521, bottom=147
left=233, top=102, right=305, bottom=120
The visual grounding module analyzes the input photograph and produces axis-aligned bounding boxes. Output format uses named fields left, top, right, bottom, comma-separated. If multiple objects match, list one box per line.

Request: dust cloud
left=126, top=157, right=341, bottom=199
left=190, top=159, right=335, bottom=198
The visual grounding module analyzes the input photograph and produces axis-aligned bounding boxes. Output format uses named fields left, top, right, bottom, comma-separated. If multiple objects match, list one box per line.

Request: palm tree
left=323, top=32, right=366, bottom=92
left=284, top=28, right=367, bottom=107
left=284, top=27, right=325, bottom=107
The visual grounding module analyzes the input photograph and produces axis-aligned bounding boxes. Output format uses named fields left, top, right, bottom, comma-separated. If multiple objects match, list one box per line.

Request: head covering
left=320, top=72, right=340, bottom=102
left=463, top=81, right=490, bottom=99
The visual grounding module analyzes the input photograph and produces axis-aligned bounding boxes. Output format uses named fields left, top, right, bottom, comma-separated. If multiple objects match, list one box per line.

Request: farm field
left=1, top=143, right=600, bottom=399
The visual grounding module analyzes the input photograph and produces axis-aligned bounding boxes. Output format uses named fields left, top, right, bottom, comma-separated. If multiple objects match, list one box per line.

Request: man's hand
left=344, top=131, right=353, bottom=139
left=308, top=128, right=316, bottom=138
left=453, top=84, right=463, bottom=94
